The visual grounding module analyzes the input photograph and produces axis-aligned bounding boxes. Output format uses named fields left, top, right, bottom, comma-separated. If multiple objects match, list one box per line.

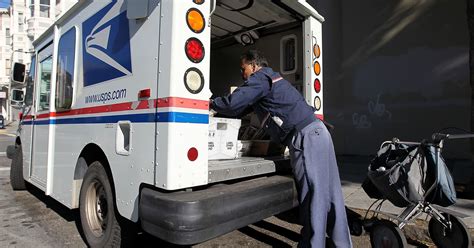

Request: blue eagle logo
left=82, top=0, right=132, bottom=86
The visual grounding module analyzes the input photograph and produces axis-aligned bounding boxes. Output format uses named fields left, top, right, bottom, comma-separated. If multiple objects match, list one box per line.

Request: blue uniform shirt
left=211, top=67, right=316, bottom=144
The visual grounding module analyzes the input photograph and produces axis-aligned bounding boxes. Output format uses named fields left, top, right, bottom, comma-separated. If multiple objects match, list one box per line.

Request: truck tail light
left=187, top=8, right=205, bottom=33
left=314, top=79, right=321, bottom=93
left=187, top=147, right=198, bottom=161
left=185, top=38, right=205, bottom=63
left=184, top=68, right=204, bottom=94
left=314, top=96, right=321, bottom=111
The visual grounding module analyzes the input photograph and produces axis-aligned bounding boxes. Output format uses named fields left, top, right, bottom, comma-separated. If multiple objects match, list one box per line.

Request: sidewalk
left=338, top=155, right=474, bottom=229
left=3, top=121, right=471, bottom=229
left=0, top=121, right=18, bottom=136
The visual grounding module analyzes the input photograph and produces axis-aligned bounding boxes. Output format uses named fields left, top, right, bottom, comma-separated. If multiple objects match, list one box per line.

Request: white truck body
left=11, top=0, right=324, bottom=245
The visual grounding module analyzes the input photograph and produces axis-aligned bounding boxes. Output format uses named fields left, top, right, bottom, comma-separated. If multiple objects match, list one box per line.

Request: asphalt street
left=0, top=125, right=379, bottom=248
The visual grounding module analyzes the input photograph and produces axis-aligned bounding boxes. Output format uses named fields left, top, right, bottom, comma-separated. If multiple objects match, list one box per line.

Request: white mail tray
left=208, top=117, right=241, bottom=160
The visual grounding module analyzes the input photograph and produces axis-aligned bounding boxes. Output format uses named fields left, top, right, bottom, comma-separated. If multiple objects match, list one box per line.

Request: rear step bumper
left=139, top=175, right=298, bottom=245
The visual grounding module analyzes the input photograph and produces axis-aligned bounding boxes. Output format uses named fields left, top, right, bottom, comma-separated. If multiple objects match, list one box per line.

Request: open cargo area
left=210, top=0, right=305, bottom=96
left=207, top=0, right=309, bottom=182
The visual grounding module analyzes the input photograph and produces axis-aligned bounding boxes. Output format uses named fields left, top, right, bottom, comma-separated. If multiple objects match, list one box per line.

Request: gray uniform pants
left=289, top=120, right=352, bottom=248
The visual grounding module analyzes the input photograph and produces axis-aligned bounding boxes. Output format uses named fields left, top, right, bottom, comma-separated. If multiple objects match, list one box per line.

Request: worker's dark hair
left=240, top=50, right=268, bottom=67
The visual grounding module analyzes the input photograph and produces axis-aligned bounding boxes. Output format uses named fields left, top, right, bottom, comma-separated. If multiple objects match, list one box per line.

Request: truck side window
left=280, top=35, right=297, bottom=75
left=38, top=56, right=52, bottom=112
left=25, top=56, right=36, bottom=106
left=56, top=27, right=76, bottom=111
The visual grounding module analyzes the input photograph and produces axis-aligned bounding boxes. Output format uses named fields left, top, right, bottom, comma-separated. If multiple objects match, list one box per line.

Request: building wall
left=309, top=0, right=470, bottom=160
left=0, top=9, right=11, bottom=87
left=0, top=9, right=10, bottom=118
left=11, top=0, right=29, bottom=65
left=2, top=0, right=78, bottom=121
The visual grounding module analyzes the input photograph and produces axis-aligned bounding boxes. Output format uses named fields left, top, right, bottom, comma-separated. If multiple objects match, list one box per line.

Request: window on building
left=5, top=58, right=10, bottom=76
left=25, top=56, right=36, bottom=106
left=40, top=0, right=50, bottom=18
left=56, top=0, right=61, bottom=16
left=18, top=13, right=24, bottom=32
left=29, top=0, right=35, bottom=17
left=5, top=28, right=10, bottom=44
left=56, top=27, right=75, bottom=111
left=38, top=56, right=52, bottom=112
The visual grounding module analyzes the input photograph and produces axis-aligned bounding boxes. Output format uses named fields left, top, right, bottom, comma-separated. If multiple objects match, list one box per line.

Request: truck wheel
left=10, top=146, right=26, bottom=190
left=79, top=162, right=121, bottom=248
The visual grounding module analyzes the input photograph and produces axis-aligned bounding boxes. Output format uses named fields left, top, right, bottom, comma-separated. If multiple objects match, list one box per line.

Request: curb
left=5, top=121, right=16, bottom=127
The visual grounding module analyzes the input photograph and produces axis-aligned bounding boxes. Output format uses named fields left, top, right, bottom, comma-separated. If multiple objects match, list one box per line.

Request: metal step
left=208, top=157, right=283, bottom=183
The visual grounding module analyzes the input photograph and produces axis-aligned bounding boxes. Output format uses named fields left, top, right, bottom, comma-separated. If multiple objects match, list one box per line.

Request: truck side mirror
left=12, top=62, right=26, bottom=84
left=127, top=0, right=149, bottom=19
left=11, top=89, right=24, bottom=103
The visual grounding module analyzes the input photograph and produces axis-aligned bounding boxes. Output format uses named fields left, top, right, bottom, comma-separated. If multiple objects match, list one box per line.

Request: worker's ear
left=251, top=62, right=257, bottom=72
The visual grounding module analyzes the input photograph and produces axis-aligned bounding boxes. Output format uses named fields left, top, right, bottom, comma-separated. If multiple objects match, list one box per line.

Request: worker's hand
left=209, top=109, right=217, bottom=117
left=209, top=99, right=216, bottom=117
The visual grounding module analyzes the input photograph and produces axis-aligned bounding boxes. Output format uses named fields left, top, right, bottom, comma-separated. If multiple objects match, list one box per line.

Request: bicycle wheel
left=428, top=213, right=471, bottom=248
left=370, top=219, right=407, bottom=248
left=349, top=218, right=364, bottom=236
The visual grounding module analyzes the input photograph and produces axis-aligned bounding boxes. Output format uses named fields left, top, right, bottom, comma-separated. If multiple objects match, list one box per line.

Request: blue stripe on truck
left=22, top=112, right=209, bottom=125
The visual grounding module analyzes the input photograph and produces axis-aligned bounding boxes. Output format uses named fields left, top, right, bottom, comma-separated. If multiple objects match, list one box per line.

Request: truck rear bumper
left=139, top=175, right=298, bottom=245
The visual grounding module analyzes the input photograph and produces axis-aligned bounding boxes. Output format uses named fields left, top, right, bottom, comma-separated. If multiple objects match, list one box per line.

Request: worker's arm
left=211, top=74, right=270, bottom=117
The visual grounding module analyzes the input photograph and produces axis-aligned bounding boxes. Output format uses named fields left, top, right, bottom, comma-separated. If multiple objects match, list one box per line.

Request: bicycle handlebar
left=433, top=133, right=474, bottom=141
left=383, top=132, right=474, bottom=149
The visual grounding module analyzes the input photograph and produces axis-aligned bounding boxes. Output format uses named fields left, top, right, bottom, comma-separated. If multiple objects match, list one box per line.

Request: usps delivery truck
left=8, top=0, right=324, bottom=246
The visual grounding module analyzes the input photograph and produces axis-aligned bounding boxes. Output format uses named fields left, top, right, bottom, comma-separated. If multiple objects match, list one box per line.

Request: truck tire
left=79, top=161, right=122, bottom=248
left=10, top=146, right=26, bottom=190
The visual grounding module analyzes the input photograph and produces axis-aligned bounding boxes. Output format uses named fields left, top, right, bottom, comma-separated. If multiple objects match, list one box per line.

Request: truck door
left=303, top=14, right=324, bottom=119
left=30, top=43, right=53, bottom=189
left=281, top=0, right=325, bottom=119
left=21, top=56, right=36, bottom=179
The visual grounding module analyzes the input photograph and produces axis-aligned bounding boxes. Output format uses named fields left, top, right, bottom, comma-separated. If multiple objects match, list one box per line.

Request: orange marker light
left=187, top=9, right=205, bottom=33
left=313, top=61, right=321, bottom=76
left=313, top=44, right=321, bottom=58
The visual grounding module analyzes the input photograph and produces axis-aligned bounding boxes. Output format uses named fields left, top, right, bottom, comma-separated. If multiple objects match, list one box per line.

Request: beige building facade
left=1, top=0, right=77, bottom=121
left=0, top=8, right=11, bottom=117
